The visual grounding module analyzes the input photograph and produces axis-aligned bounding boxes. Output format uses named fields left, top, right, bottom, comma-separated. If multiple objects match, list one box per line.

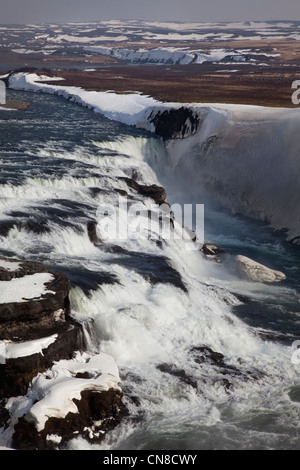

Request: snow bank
left=7, top=351, right=121, bottom=432
left=0, top=259, right=21, bottom=272
left=10, top=72, right=298, bottom=130
left=0, top=272, right=55, bottom=304
left=9, top=72, right=162, bottom=128
left=1, top=334, right=58, bottom=359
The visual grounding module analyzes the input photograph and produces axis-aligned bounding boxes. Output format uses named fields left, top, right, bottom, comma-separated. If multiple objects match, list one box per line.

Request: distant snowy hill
left=83, top=46, right=253, bottom=65
left=0, top=19, right=299, bottom=67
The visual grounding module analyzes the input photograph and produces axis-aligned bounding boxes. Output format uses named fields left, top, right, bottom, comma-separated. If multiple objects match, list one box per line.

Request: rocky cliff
left=0, top=256, right=125, bottom=450
left=148, top=107, right=201, bottom=140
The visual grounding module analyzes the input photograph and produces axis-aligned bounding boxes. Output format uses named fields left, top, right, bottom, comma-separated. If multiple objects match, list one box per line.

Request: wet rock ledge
left=0, top=256, right=125, bottom=450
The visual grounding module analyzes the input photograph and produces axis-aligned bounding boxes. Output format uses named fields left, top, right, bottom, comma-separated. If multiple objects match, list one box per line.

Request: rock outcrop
left=148, top=107, right=201, bottom=140
left=0, top=256, right=125, bottom=450
left=119, top=177, right=167, bottom=205
left=235, top=255, right=286, bottom=283
left=201, top=244, right=224, bottom=262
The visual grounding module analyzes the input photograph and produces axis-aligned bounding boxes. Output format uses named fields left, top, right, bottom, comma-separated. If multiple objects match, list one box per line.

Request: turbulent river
left=0, top=89, right=300, bottom=450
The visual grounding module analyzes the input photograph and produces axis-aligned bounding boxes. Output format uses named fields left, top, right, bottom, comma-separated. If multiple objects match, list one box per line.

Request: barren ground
left=2, top=36, right=300, bottom=108
left=35, top=61, right=300, bottom=108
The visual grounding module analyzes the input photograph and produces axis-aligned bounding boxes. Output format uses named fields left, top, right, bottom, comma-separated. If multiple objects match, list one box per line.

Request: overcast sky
left=0, top=0, right=299, bottom=24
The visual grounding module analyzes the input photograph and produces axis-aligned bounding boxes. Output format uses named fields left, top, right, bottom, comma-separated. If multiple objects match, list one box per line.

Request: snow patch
left=1, top=334, right=58, bottom=359
left=0, top=259, right=21, bottom=271
left=0, top=272, right=55, bottom=304
left=9, top=72, right=161, bottom=128
left=6, top=351, right=121, bottom=432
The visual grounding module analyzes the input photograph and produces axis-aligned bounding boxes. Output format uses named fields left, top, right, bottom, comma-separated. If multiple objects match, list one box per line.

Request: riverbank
left=0, top=98, right=30, bottom=110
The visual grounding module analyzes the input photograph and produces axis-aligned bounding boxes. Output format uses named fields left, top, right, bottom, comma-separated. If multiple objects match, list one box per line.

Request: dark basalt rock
left=112, top=251, right=188, bottom=292
left=191, top=345, right=264, bottom=383
left=119, top=177, right=167, bottom=205
left=12, top=389, right=127, bottom=450
left=0, top=321, right=83, bottom=398
left=87, top=220, right=102, bottom=245
left=0, top=271, right=70, bottom=325
left=0, top=257, right=81, bottom=398
left=0, top=256, right=125, bottom=449
left=201, top=244, right=224, bottom=257
left=0, top=256, right=47, bottom=282
left=149, top=107, right=200, bottom=140
left=192, top=346, right=226, bottom=366
left=157, top=363, right=198, bottom=389
left=114, top=188, right=135, bottom=201
left=290, top=235, right=300, bottom=245
left=87, top=220, right=128, bottom=254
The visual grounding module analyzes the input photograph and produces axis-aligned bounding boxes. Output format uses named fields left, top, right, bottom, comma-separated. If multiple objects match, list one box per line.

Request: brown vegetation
left=2, top=36, right=300, bottom=108
left=36, top=63, right=300, bottom=108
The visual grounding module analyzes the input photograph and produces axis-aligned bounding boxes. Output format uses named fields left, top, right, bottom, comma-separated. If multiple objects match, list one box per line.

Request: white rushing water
left=9, top=72, right=300, bottom=242
left=0, top=84, right=300, bottom=450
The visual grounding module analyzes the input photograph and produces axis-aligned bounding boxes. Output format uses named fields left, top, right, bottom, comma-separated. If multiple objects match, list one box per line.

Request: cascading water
left=0, top=89, right=299, bottom=450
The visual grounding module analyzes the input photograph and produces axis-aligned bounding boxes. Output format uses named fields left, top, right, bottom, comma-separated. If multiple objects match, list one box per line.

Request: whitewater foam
left=1, top=85, right=300, bottom=450
left=10, top=72, right=300, bottom=241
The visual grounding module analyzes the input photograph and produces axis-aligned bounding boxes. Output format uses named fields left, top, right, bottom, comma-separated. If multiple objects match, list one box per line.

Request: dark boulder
left=12, top=389, right=127, bottom=450
left=200, top=244, right=224, bottom=262
left=119, top=177, right=167, bottom=205
left=157, top=363, right=198, bottom=389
